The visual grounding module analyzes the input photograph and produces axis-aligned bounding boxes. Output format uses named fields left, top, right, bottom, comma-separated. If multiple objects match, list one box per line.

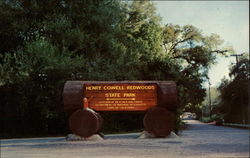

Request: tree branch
left=210, top=50, right=228, bottom=54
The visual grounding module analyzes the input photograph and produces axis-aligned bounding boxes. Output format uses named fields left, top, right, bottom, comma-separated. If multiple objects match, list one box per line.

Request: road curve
left=1, top=120, right=249, bottom=158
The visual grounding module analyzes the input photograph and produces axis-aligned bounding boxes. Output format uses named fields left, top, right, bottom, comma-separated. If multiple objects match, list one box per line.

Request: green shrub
left=200, top=114, right=224, bottom=124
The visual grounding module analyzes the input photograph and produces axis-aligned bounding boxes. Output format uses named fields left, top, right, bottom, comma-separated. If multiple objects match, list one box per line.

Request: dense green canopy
left=0, top=0, right=228, bottom=138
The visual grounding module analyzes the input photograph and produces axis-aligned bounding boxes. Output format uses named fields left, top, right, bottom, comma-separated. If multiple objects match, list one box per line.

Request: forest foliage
left=216, top=54, right=249, bottom=124
left=0, top=0, right=230, bottom=138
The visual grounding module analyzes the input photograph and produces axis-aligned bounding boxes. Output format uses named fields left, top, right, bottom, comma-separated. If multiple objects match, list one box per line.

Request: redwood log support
left=69, top=109, right=103, bottom=137
left=143, top=107, right=174, bottom=137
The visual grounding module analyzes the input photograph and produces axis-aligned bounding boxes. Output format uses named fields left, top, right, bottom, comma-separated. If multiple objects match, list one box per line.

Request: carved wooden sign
left=63, top=81, right=178, bottom=137
left=84, top=83, right=157, bottom=111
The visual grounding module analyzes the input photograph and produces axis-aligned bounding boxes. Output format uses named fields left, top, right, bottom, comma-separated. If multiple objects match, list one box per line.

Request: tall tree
left=217, top=54, right=249, bottom=123
left=162, top=24, right=228, bottom=113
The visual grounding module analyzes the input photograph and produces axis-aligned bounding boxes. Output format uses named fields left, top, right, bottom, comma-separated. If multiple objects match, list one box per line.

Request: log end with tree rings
left=63, top=81, right=83, bottom=114
left=69, top=109, right=101, bottom=138
left=143, top=107, right=174, bottom=137
left=157, top=82, right=178, bottom=111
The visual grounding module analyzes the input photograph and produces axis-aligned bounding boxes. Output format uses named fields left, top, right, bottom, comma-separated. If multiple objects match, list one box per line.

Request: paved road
left=1, top=120, right=249, bottom=158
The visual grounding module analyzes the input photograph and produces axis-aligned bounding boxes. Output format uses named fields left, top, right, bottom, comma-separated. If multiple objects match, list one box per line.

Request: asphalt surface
left=1, top=120, right=249, bottom=158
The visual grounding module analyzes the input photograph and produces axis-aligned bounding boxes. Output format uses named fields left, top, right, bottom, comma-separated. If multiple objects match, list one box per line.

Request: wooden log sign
left=63, top=81, right=177, bottom=138
left=84, top=83, right=157, bottom=111
left=63, top=81, right=177, bottom=113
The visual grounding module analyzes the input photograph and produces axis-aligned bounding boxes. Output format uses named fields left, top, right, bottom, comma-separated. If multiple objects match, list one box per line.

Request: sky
left=154, top=1, right=249, bottom=87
